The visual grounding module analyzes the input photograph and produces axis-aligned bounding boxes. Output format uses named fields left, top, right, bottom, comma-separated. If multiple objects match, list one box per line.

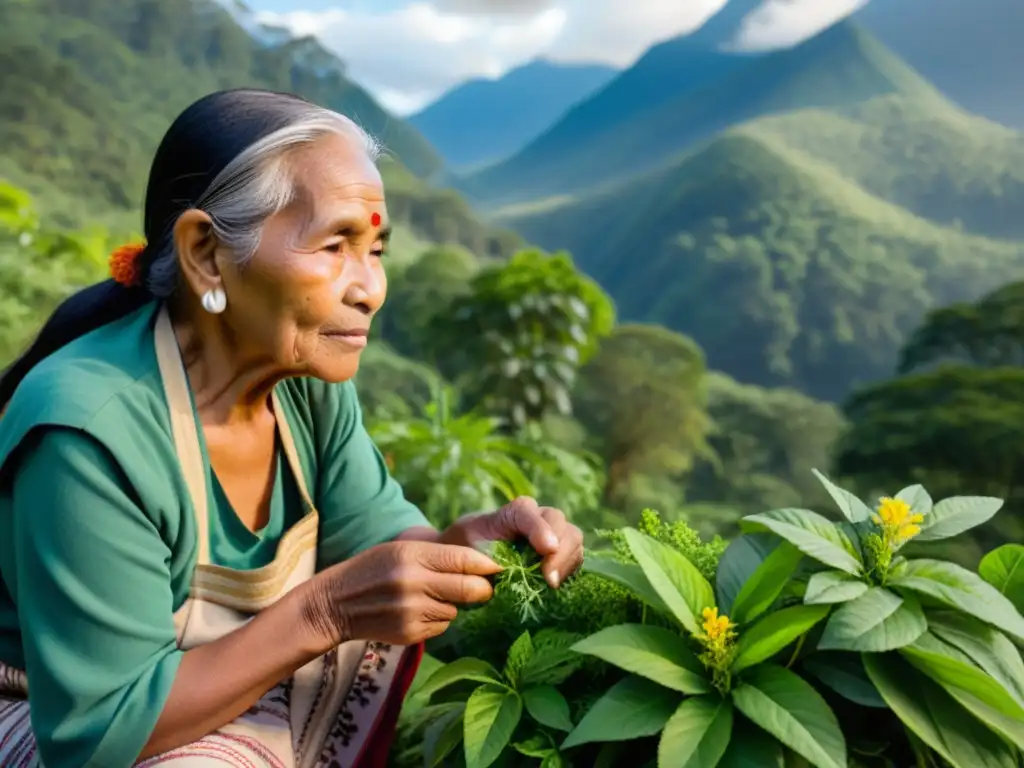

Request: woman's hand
left=299, top=540, right=502, bottom=649
left=439, top=497, right=585, bottom=589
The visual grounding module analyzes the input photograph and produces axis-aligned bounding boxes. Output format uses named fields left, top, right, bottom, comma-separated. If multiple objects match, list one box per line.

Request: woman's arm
left=8, top=428, right=331, bottom=767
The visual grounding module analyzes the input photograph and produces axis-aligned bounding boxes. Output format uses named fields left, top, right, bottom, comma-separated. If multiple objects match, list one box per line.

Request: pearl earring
left=201, top=287, right=227, bottom=314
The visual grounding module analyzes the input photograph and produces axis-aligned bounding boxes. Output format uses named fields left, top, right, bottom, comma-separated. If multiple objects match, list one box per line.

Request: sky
left=246, top=0, right=869, bottom=115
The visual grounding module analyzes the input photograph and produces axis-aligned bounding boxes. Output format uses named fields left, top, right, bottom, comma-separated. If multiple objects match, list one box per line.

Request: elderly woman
left=0, top=89, right=584, bottom=767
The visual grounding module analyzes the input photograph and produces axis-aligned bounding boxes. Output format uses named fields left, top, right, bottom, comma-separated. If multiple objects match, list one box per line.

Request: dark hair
left=0, top=89, right=376, bottom=409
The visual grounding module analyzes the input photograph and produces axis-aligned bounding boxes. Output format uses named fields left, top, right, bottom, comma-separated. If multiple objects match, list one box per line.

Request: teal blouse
left=0, top=303, right=430, bottom=767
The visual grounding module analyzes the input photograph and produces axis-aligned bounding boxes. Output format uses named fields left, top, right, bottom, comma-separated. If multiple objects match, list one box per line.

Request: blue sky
left=243, top=0, right=868, bottom=115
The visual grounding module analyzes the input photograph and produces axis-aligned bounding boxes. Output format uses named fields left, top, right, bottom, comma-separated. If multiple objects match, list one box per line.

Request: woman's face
left=217, top=132, right=389, bottom=384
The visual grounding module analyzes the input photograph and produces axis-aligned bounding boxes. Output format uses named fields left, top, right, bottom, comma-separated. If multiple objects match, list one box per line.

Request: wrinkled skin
left=170, top=131, right=584, bottom=649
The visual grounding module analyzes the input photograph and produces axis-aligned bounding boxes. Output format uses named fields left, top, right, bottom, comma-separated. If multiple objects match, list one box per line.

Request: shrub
left=400, top=474, right=1024, bottom=768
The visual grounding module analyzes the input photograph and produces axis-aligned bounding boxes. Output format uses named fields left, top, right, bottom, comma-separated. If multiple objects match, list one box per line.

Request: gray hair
left=145, top=105, right=381, bottom=297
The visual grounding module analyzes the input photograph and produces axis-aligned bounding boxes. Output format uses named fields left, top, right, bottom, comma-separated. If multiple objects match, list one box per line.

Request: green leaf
left=521, top=629, right=584, bottom=687
left=463, top=685, right=523, bottom=768
left=419, top=657, right=504, bottom=699
left=818, top=588, right=927, bottom=652
left=915, top=496, right=1004, bottom=542
left=730, top=542, right=804, bottom=625
left=978, top=544, right=1024, bottom=613
left=561, top=675, right=680, bottom=749
left=503, top=631, right=534, bottom=687
left=900, top=632, right=1024, bottom=750
left=863, top=652, right=1018, bottom=768
left=811, top=469, right=872, bottom=523
left=716, top=533, right=783, bottom=615
left=541, top=753, right=568, bottom=768
left=422, top=702, right=466, bottom=768
left=657, top=696, right=733, bottom=768
left=802, top=653, right=886, bottom=708
left=889, top=559, right=1024, bottom=643
left=584, top=556, right=672, bottom=615
left=928, top=611, right=1024, bottom=707
left=512, top=734, right=551, bottom=758
left=730, top=664, right=846, bottom=768
left=523, top=686, right=574, bottom=732
left=741, top=509, right=862, bottom=576
left=571, top=624, right=710, bottom=694
left=732, top=604, right=830, bottom=674
left=717, top=722, right=784, bottom=767
left=624, top=528, right=716, bottom=636
left=896, top=484, right=933, bottom=517
left=803, top=571, right=869, bottom=605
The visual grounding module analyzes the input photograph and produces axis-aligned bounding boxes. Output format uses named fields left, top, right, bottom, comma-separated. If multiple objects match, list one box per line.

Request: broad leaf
left=818, top=588, right=927, bottom=652
left=731, top=664, right=846, bottom=768
left=562, top=675, right=680, bottom=749
left=625, top=528, right=716, bottom=636
left=715, top=533, right=783, bottom=614
left=978, top=544, right=1024, bottom=613
left=802, top=653, right=886, bottom=708
left=523, top=686, right=574, bottom=732
left=928, top=611, right=1024, bottom=707
left=422, top=702, right=466, bottom=768
left=512, top=734, right=551, bottom=758
left=889, top=559, right=1024, bottom=643
left=717, top=722, right=784, bottom=767
left=730, top=541, right=804, bottom=625
left=463, top=685, right=523, bottom=768
left=915, top=496, right=1004, bottom=542
left=584, top=556, right=672, bottom=615
left=896, top=484, right=933, bottom=517
left=732, top=604, right=830, bottom=674
left=864, top=653, right=1018, bottom=768
left=901, top=633, right=1024, bottom=751
left=419, top=657, right=504, bottom=699
left=741, top=509, right=862, bottom=576
left=521, top=629, right=584, bottom=687
left=503, top=631, right=534, bottom=687
left=811, top=469, right=872, bottom=523
left=804, top=571, right=868, bottom=605
left=571, top=624, right=710, bottom=694
left=658, top=696, right=733, bottom=768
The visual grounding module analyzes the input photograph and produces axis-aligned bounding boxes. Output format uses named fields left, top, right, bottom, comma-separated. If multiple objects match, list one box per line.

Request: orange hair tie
left=109, top=241, right=146, bottom=287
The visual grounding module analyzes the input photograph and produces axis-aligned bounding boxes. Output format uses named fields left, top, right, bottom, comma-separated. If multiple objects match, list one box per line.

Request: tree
left=573, top=324, right=712, bottom=506
left=428, top=248, right=615, bottom=429
left=687, top=372, right=846, bottom=516
left=376, top=243, right=479, bottom=357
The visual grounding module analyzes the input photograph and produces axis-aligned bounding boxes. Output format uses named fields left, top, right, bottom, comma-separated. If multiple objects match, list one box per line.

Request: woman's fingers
left=539, top=507, right=584, bottom=587
left=499, top=497, right=560, bottom=556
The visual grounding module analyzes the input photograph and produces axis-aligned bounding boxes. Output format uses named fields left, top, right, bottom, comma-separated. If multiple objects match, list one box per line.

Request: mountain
left=409, top=59, right=617, bottom=171
left=0, top=0, right=442, bottom=222
left=856, top=0, right=1024, bottom=130
left=503, top=127, right=1024, bottom=401
left=462, top=21, right=936, bottom=206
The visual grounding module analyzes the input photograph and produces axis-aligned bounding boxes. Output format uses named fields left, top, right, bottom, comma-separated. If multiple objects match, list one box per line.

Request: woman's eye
left=323, top=241, right=344, bottom=253
left=371, top=245, right=387, bottom=258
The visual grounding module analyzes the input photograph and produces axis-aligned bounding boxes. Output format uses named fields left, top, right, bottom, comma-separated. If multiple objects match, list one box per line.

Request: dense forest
left=2, top=0, right=1024, bottom=766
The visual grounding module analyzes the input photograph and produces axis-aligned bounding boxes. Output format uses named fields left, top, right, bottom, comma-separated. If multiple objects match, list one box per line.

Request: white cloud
left=258, top=0, right=867, bottom=115
left=729, top=0, right=871, bottom=51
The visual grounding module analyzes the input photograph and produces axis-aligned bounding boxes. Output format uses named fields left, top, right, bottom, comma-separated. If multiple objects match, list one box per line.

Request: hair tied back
left=108, top=241, right=146, bottom=287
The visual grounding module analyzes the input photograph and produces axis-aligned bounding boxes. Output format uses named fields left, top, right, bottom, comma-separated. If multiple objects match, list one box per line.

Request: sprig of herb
left=482, top=539, right=549, bottom=622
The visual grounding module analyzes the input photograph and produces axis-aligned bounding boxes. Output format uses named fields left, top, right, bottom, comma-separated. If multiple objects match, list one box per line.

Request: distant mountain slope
left=409, top=59, right=617, bottom=171
left=0, top=0, right=441, bottom=218
left=857, top=0, right=1024, bottom=130
left=463, top=21, right=932, bottom=206
left=503, top=130, right=1024, bottom=401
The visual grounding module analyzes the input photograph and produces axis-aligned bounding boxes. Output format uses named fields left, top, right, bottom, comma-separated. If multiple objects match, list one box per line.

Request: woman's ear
left=173, top=209, right=222, bottom=297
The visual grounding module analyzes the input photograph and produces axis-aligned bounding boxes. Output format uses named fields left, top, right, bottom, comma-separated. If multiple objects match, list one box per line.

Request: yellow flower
left=872, top=497, right=924, bottom=546
left=701, top=607, right=735, bottom=641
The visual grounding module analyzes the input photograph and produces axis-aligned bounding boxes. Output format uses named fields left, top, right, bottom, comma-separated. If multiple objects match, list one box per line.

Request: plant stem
left=785, top=634, right=807, bottom=668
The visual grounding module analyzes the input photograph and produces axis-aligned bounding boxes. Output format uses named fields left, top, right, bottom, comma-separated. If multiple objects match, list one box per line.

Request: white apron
left=0, top=307, right=410, bottom=767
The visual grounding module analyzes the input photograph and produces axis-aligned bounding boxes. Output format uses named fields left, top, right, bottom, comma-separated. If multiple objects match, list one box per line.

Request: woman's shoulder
left=0, top=304, right=167, bottom=470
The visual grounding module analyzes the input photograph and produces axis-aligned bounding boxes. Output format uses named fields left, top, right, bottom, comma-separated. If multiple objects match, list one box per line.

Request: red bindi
left=370, top=212, right=381, bottom=227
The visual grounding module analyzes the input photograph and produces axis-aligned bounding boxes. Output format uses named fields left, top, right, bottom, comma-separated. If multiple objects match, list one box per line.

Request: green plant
left=566, top=526, right=840, bottom=767
left=411, top=629, right=584, bottom=768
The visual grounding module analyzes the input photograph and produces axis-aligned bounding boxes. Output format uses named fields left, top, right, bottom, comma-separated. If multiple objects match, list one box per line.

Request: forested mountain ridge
left=0, top=0, right=441, bottom=224
left=409, top=59, right=618, bottom=171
